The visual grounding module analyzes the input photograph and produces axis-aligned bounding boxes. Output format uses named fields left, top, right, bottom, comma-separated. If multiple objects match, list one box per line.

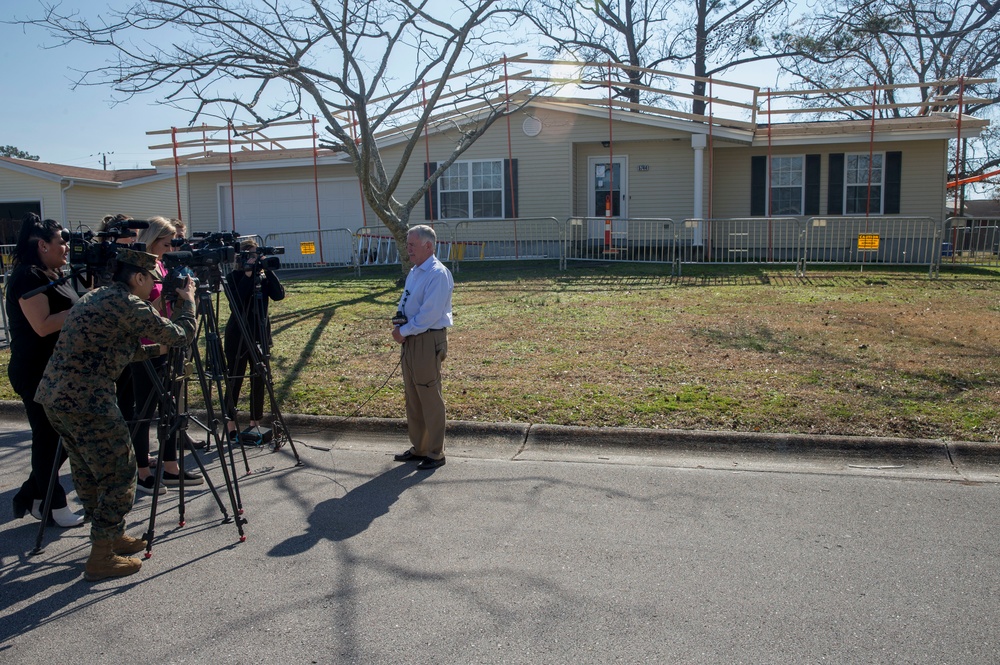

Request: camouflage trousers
left=44, top=407, right=137, bottom=542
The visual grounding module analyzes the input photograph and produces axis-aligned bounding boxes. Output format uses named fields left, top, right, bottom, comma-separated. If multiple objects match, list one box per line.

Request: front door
left=587, top=156, right=627, bottom=242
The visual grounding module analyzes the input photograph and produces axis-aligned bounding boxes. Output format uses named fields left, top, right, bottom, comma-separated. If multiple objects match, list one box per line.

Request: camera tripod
left=138, top=334, right=248, bottom=556
left=221, top=263, right=300, bottom=465
left=30, top=284, right=253, bottom=556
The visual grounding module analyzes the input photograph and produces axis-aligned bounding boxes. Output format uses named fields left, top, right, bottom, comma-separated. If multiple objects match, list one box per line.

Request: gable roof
left=962, top=199, right=1000, bottom=218
left=0, top=156, right=163, bottom=186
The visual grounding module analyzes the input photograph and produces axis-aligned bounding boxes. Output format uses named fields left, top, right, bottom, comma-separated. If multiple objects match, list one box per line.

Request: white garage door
left=220, top=178, right=363, bottom=264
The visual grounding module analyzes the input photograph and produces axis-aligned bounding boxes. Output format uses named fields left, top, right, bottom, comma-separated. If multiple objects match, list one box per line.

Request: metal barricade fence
left=452, top=218, right=563, bottom=272
left=262, top=228, right=357, bottom=271
left=355, top=226, right=399, bottom=267
left=801, top=217, right=941, bottom=276
left=354, top=221, right=454, bottom=269
left=675, top=218, right=805, bottom=269
left=564, top=217, right=674, bottom=268
left=942, top=217, right=1000, bottom=268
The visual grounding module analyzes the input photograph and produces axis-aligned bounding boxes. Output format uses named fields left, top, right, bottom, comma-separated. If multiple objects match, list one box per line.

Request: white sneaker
left=51, top=505, right=85, bottom=528
left=30, top=500, right=85, bottom=527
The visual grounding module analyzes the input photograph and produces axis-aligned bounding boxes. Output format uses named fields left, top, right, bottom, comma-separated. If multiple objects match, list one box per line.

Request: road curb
left=2, top=400, right=995, bottom=465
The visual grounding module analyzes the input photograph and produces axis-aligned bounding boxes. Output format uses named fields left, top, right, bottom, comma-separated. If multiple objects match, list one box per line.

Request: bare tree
left=524, top=0, right=682, bottom=105
left=524, top=0, right=793, bottom=114
left=776, top=0, right=1000, bottom=191
left=23, top=0, right=538, bottom=271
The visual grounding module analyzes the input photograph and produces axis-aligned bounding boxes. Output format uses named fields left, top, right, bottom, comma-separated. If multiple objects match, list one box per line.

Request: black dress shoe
left=393, top=450, right=425, bottom=462
left=417, top=457, right=446, bottom=470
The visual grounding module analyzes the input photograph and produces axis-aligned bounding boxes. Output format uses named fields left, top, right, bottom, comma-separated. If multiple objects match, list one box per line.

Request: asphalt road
left=2, top=417, right=999, bottom=665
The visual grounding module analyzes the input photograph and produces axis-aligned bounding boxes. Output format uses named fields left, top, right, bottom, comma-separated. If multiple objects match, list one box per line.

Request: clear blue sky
left=2, top=2, right=785, bottom=171
left=2, top=6, right=193, bottom=170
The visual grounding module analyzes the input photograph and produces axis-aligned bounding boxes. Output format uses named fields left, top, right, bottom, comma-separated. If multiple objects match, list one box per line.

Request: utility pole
left=96, top=151, right=114, bottom=170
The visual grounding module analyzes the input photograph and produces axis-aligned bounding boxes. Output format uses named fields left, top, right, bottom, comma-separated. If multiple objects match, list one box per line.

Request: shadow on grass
left=267, top=283, right=398, bottom=405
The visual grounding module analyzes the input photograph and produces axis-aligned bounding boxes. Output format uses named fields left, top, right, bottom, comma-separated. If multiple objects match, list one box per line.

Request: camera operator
left=223, top=238, right=285, bottom=441
left=129, top=216, right=203, bottom=492
left=35, top=248, right=198, bottom=582
left=99, top=213, right=140, bottom=466
left=6, top=213, right=84, bottom=528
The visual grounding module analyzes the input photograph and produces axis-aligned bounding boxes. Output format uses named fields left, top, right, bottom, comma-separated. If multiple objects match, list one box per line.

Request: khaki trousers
left=401, top=329, right=448, bottom=460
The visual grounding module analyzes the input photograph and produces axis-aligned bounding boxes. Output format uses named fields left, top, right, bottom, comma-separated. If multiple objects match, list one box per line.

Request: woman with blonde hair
left=130, top=216, right=203, bottom=492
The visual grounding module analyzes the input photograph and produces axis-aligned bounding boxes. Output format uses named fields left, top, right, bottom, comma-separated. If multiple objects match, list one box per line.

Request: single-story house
left=3, top=68, right=987, bottom=260
left=0, top=157, right=189, bottom=243
left=133, top=98, right=983, bottom=266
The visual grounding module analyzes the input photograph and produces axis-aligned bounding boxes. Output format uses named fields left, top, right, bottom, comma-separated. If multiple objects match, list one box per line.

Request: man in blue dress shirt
left=391, top=225, right=454, bottom=470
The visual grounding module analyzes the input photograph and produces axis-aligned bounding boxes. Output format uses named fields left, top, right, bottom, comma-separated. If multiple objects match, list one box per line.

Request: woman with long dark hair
left=6, top=213, right=83, bottom=527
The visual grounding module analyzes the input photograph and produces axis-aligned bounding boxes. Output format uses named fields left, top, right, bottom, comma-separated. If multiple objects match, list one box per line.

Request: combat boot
left=112, top=533, right=148, bottom=555
left=83, top=539, right=142, bottom=581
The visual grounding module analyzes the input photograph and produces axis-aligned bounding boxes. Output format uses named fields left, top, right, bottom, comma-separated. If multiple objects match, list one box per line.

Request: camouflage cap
left=116, top=248, right=159, bottom=274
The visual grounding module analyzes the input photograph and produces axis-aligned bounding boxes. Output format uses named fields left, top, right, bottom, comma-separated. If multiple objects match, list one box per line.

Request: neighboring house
left=960, top=199, right=1000, bottom=219
left=0, top=157, right=189, bottom=243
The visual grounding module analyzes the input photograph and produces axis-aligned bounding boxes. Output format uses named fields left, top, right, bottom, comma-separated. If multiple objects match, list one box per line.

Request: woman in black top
left=6, top=214, right=83, bottom=527
left=223, top=239, right=285, bottom=441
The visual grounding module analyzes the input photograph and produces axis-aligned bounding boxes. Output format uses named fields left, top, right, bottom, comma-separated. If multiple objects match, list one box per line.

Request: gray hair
left=407, top=224, right=436, bottom=246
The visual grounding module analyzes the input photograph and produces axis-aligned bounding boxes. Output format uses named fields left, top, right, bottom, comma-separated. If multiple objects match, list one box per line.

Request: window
left=769, top=156, right=804, bottom=216
left=438, top=160, right=504, bottom=219
left=751, top=155, right=819, bottom=217
left=845, top=153, right=884, bottom=214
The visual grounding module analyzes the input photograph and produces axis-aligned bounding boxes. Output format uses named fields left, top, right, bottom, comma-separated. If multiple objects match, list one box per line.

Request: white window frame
left=767, top=155, right=805, bottom=216
left=844, top=152, right=885, bottom=215
left=437, top=159, right=505, bottom=220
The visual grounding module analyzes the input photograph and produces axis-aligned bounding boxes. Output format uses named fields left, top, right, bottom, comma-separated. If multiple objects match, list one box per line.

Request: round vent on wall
left=522, top=115, right=542, bottom=137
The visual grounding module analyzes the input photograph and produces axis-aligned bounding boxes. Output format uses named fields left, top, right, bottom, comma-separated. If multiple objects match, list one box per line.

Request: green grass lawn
left=3, top=261, right=999, bottom=442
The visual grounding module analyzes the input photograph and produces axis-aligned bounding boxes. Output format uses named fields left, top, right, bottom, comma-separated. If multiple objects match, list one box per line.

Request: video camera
left=65, top=220, right=149, bottom=287
left=162, top=231, right=241, bottom=298
left=239, top=245, right=284, bottom=272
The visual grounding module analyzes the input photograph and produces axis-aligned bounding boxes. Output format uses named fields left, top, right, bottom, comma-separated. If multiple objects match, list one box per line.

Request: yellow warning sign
left=300, top=241, right=316, bottom=255
left=857, top=233, right=880, bottom=251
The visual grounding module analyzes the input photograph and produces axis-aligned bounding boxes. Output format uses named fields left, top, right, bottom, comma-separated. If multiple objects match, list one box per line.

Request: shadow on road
left=267, top=463, right=431, bottom=555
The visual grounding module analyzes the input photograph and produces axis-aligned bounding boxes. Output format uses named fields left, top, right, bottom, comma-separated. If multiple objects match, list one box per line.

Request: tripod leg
left=142, top=458, right=166, bottom=559
left=30, top=437, right=64, bottom=556
left=189, top=316, right=247, bottom=541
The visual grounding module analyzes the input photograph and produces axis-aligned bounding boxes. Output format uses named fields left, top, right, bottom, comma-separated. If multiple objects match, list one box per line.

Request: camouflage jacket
left=35, top=282, right=197, bottom=415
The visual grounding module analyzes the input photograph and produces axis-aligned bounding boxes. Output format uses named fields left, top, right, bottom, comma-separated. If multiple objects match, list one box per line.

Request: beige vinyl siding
left=388, top=107, right=691, bottom=222
left=711, top=139, right=949, bottom=222
left=898, top=140, right=949, bottom=221
left=64, top=177, right=190, bottom=229
left=0, top=170, right=63, bottom=221
left=572, top=138, right=694, bottom=220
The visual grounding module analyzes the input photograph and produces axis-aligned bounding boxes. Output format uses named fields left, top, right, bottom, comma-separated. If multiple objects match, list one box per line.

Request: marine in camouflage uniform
left=35, top=249, right=197, bottom=578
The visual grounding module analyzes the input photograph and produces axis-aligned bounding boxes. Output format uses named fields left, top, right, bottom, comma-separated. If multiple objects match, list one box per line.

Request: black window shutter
left=884, top=151, right=902, bottom=214
left=804, top=154, right=821, bottom=215
left=423, top=161, right=438, bottom=221
left=750, top=155, right=767, bottom=216
left=827, top=153, right=845, bottom=215
left=503, top=158, right=519, bottom=218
